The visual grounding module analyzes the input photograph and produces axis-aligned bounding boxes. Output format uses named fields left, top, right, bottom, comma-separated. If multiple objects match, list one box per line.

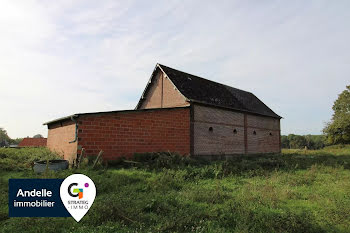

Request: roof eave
left=188, top=99, right=282, bottom=119
left=43, top=106, right=193, bottom=126
left=135, top=63, right=190, bottom=109
left=135, top=64, right=159, bottom=109
left=43, top=114, right=78, bottom=125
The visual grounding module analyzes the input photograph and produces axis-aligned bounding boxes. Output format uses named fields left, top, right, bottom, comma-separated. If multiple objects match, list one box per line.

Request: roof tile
left=158, top=64, right=281, bottom=118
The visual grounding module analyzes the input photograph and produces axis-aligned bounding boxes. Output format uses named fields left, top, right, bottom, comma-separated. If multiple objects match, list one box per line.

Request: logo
left=68, top=183, right=89, bottom=199
left=8, top=179, right=70, bottom=217
left=60, top=174, right=96, bottom=222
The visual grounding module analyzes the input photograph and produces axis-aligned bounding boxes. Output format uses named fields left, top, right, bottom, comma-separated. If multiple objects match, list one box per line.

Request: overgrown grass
left=0, top=147, right=60, bottom=171
left=0, top=146, right=350, bottom=232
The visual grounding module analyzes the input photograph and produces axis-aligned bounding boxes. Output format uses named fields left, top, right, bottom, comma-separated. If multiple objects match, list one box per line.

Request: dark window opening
left=233, top=129, right=237, bottom=134
left=209, top=127, right=213, bottom=132
left=269, top=132, right=273, bottom=136
left=253, top=130, right=256, bottom=135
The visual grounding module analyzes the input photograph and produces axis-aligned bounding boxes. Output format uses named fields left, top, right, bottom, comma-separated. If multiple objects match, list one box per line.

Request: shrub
left=133, top=152, right=197, bottom=170
left=0, top=148, right=60, bottom=171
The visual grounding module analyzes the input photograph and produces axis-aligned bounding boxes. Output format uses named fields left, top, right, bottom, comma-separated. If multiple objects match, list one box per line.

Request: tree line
left=0, top=128, right=22, bottom=147
left=323, top=85, right=350, bottom=145
left=283, top=85, right=349, bottom=149
left=281, top=134, right=326, bottom=149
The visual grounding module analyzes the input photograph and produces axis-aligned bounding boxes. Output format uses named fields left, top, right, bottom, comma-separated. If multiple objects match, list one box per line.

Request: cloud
left=0, top=0, right=349, bottom=138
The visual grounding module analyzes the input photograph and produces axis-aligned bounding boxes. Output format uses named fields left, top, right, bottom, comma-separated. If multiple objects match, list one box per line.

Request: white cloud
left=0, top=0, right=349, bottom=138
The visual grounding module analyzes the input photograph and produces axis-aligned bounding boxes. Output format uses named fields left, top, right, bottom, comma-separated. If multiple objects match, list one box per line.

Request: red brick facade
left=46, top=108, right=190, bottom=161
left=45, top=64, right=281, bottom=161
left=77, top=107, right=190, bottom=160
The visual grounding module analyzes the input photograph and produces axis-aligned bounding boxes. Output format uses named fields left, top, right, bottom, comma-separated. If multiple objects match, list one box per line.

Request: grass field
left=0, top=146, right=350, bottom=232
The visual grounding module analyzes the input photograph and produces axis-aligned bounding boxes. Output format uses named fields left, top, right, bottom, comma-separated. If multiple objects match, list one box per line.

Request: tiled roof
left=18, top=138, right=47, bottom=147
left=137, top=64, right=281, bottom=118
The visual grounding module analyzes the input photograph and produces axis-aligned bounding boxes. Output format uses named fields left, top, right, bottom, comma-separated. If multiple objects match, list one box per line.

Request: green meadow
left=0, top=146, right=350, bottom=233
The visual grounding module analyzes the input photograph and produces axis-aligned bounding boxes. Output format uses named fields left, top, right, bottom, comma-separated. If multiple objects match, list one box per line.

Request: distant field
left=0, top=146, right=350, bottom=232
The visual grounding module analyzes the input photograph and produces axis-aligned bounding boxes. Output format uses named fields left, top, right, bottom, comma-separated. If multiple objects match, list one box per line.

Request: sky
left=0, top=0, right=349, bottom=138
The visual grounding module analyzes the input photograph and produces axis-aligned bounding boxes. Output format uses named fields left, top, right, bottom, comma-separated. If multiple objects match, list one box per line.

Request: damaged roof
left=137, top=64, right=281, bottom=119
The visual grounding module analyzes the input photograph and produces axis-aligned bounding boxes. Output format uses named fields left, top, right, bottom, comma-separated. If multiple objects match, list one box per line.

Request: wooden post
left=77, top=148, right=85, bottom=169
left=92, top=150, right=103, bottom=169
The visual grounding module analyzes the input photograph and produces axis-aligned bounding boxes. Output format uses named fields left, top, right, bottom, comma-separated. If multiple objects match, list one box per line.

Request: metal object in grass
left=33, top=160, right=69, bottom=173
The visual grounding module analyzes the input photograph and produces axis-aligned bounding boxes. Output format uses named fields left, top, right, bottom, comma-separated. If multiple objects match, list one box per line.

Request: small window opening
left=269, top=132, right=273, bottom=136
left=209, top=127, right=213, bottom=132
left=233, top=129, right=237, bottom=134
left=253, top=130, right=256, bottom=135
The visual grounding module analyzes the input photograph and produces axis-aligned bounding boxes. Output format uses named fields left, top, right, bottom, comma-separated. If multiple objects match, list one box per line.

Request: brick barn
left=44, top=64, right=281, bottom=162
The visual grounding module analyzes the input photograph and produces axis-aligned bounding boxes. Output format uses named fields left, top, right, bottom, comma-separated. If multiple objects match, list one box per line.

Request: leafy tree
left=0, top=128, right=23, bottom=146
left=288, top=134, right=307, bottom=149
left=323, top=85, right=350, bottom=144
left=281, top=134, right=325, bottom=149
left=33, top=134, right=43, bottom=138
left=10, top=138, right=23, bottom=145
left=281, top=135, right=289, bottom=148
left=0, top=128, right=11, bottom=147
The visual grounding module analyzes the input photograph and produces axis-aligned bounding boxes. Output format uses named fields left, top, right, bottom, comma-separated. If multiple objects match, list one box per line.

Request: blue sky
left=0, top=0, right=349, bottom=138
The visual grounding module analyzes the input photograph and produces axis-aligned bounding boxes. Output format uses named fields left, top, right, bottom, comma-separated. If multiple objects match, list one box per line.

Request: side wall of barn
left=192, top=104, right=280, bottom=156
left=47, top=121, right=78, bottom=163
left=246, top=114, right=280, bottom=154
left=139, top=71, right=189, bottom=109
left=77, top=107, right=191, bottom=160
left=193, top=104, right=245, bottom=155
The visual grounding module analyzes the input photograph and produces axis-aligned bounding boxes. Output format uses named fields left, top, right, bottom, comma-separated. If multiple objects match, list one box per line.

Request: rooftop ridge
left=158, top=63, right=252, bottom=95
left=157, top=63, right=281, bottom=119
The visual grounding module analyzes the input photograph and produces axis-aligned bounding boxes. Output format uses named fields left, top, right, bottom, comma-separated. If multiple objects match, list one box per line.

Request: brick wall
left=46, top=104, right=280, bottom=161
left=140, top=70, right=189, bottom=109
left=246, top=115, right=280, bottom=153
left=47, top=121, right=77, bottom=163
left=77, top=107, right=191, bottom=160
left=193, top=104, right=245, bottom=155
left=193, top=104, right=280, bottom=155
left=140, top=72, right=162, bottom=108
left=162, top=74, right=188, bottom=108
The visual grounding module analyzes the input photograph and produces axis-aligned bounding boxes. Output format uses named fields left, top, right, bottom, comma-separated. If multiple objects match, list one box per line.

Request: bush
left=133, top=152, right=198, bottom=170
left=0, top=148, right=60, bottom=171
left=281, top=134, right=326, bottom=149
